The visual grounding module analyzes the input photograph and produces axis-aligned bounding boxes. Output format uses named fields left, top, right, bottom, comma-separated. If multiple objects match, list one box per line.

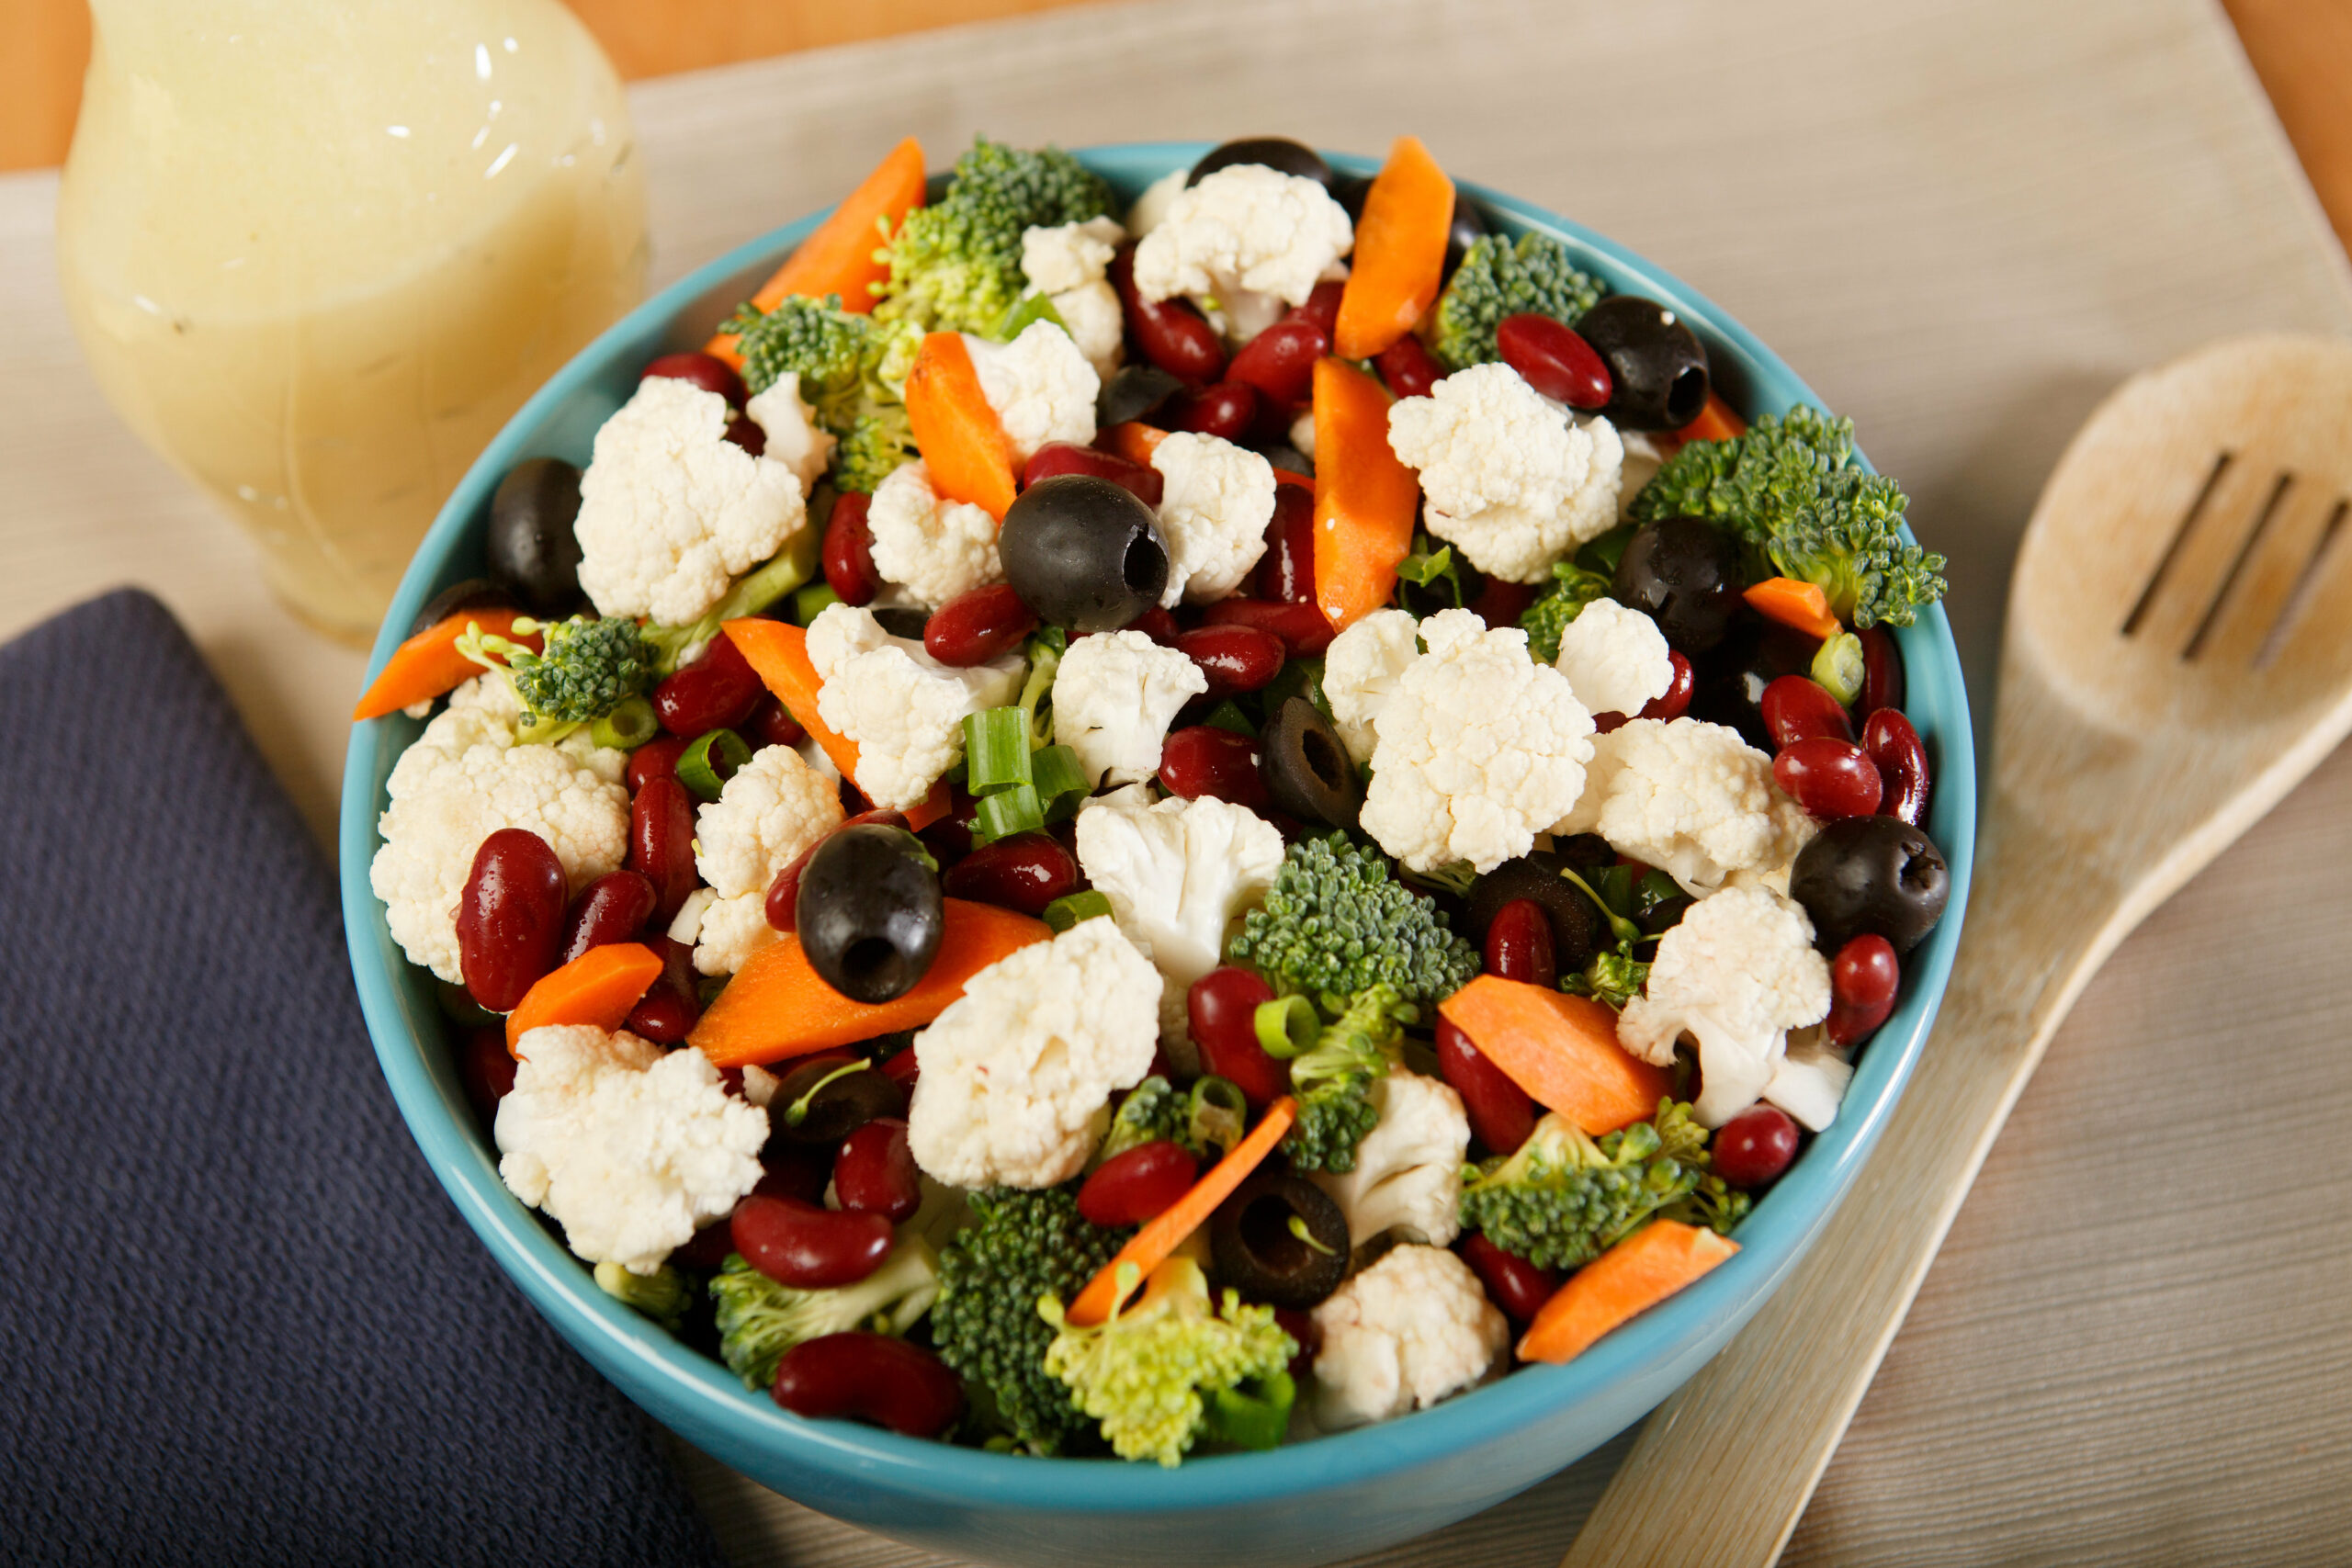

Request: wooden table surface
left=6, top=1, right=2352, bottom=1563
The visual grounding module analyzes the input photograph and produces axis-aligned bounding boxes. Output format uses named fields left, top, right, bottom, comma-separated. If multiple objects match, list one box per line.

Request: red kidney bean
left=1467, top=576, right=1541, bottom=631
left=558, top=869, right=659, bottom=964
left=1227, top=320, right=1328, bottom=409
left=1374, top=333, right=1446, bottom=400
left=1637, top=649, right=1696, bottom=722
left=1170, top=381, right=1260, bottom=443
left=1283, top=280, right=1345, bottom=342
left=823, top=490, right=880, bottom=607
left=1172, top=625, right=1285, bottom=699
left=1457, top=1233, right=1562, bottom=1324
left=755, top=1144, right=831, bottom=1206
left=880, top=1045, right=921, bottom=1094
left=457, top=829, right=568, bottom=1013
left=653, top=634, right=763, bottom=738
left=732, top=1193, right=894, bottom=1289
left=743, top=694, right=806, bottom=751
left=627, top=734, right=692, bottom=795
left=1079, top=1140, right=1199, bottom=1227
left=1826, top=933, right=1900, bottom=1048
left=772, top=1333, right=965, bottom=1438
left=1188, top=967, right=1290, bottom=1111
left=1023, top=439, right=1165, bottom=509
left=1159, top=725, right=1272, bottom=809
left=833, top=1118, right=922, bottom=1223
left=924, top=583, right=1037, bottom=668
left=916, top=793, right=978, bottom=863
left=1761, top=674, right=1854, bottom=748
left=622, top=933, right=702, bottom=1044
left=765, top=807, right=908, bottom=931
left=1713, top=1103, right=1800, bottom=1189
left=1124, top=604, right=1182, bottom=644
left=1437, top=1017, right=1537, bottom=1156
left=725, top=415, right=767, bottom=457
left=941, top=832, right=1079, bottom=916
left=629, top=775, right=700, bottom=925
left=1860, top=708, right=1930, bottom=828
left=1201, top=598, right=1336, bottom=655
left=673, top=1215, right=740, bottom=1271
left=458, top=1024, right=516, bottom=1125
left=1774, top=737, right=1883, bottom=819
left=1111, top=245, right=1226, bottom=385
left=1484, top=898, right=1557, bottom=988
left=1495, top=314, right=1612, bottom=409
left=1272, top=1304, right=1319, bottom=1382
left=1859, top=624, right=1905, bottom=716
left=1255, top=486, right=1317, bottom=604
left=642, top=351, right=746, bottom=406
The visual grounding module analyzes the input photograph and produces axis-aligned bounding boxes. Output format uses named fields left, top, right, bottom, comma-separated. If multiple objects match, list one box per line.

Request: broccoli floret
left=1427, top=232, right=1606, bottom=373
left=1098, top=1075, right=1249, bottom=1166
left=1519, top=559, right=1615, bottom=665
left=459, top=613, right=660, bottom=739
left=831, top=401, right=919, bottom=494
left=595, top=1260, right=695, bottom=1332
left=707, top=1238, right=940, bottom=1391
left=873, top=138, right=1114, bottom=336
left=1630, top=407, right=1947, bottom=629
left=640, top=526, right=820, bottom=672
left=1457, top=1100, right=1736, bottom=1269
left=1278, top=984, right=1417, bottom=1174
left=1039, top=1257, right=1296, bottom=1467
left=1227, top=834, right=1480, bottom=1006
left=931, top=1185, right=1131, bottom=1454
left=718, top=295, right=922, bottom=496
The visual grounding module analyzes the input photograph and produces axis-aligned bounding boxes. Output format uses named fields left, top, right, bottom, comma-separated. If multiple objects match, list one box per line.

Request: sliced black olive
left=766, top=1053, right=909, bottom=1147
left=1464, top=851, right=1607, bottom=976
left=1688, top=612, right=1822, bottom=750
left=795, top=825, right=944, bottom=1003
left=1260, top=697, right=1361, bottom=830
left=1210, top=1168, right=1350, bottom=1309
left=870, top=607, right=930, bottom=640
left=1098, top=364, right=1184, bottom=430
left=1444, top=191, right=1487, bottom=282
left=998, top=474, right=1171, bottom=633
left=1575, top=296, right=1710, bottom=431
left=1189, top=137, right=1335, bottom=193
left=1612, top=517, right=1746, bottom=655
left=1791, top=816, right=1950, bottom=955
left=408, top=576, right=512, bottom=639
left=486, top=457, right=586, bottom=616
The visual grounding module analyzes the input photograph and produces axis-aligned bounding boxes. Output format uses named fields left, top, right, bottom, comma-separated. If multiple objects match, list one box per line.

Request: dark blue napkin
left=0, top=590, right=727, bottom=1568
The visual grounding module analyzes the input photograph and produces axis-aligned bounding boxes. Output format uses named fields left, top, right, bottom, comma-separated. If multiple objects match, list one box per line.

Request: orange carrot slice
left=906, top=332, right=1018, bottom=521
left=1673, top=391, right=1747, bottom=446
left=1065, top=1096, right=1298, bottom=1326
left=688, top=898, right=1051, bottom=1068
left=720, top=617, right=950, bottom=830
left=353, top=609, right=540, bottom=721
left=1271, top=468, right=1315, bottom=491
left=1517, top=1220, right=1738, bottom=1364
left=1742, top=577, right=1841, bottom=642
left=1438, top=976, right=1671, bottom=1135
left=706, top=136, right=927, bottom=363
left=1333, top=136, right=1455, bottom=361
left=506, top=942, right=663, bottom=1055
left=1311, top=357, right=1420, bottom=633
left=1103, top=421, right=1168, bottom=468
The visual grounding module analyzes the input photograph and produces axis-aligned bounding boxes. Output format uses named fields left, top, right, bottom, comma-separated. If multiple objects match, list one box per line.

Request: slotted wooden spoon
left=1562, top=333, right=2352, bottom=1568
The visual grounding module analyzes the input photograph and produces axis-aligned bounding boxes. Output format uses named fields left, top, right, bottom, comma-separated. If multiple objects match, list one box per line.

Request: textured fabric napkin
left=0, top=590, right=725, bottom=1566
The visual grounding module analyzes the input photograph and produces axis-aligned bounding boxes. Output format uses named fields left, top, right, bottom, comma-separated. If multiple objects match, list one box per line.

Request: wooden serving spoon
left=1562, top=334, right=2352, bottom=1568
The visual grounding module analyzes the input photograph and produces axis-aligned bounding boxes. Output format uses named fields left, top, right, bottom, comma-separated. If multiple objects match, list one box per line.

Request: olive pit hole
left=1668, top=369, right=1708, bottom=424
left=1124, top=536, right=1161, bottom=593
left=1238, top=1194, right=1316, bottom=1275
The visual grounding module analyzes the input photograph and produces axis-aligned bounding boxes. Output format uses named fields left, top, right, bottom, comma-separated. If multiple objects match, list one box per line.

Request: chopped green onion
left=794, top=582, right=842, bottom=626
left=677, top=728, right=751, bottom=801
left=1203, top=1371, right=1295, bottom=1452
left=590, top=695, right=658, bottom=750
left=963, top=707, right=1032, bottom=795
left=1042, top=889, right=1113, bottom=932
left=1254, top=995, right=1320, bottom=1059
left=1029, top=743, right=1087, bottom=807
left=973, top=783, right=1044, bottom=844
left=990, top=289, right=1069, bottom=342
left=1187, top=1076, right=1247, bottom=1158
left=1811, top=631, right=1865, bottom=706
left=1202, top=700, right=1259, bottom=739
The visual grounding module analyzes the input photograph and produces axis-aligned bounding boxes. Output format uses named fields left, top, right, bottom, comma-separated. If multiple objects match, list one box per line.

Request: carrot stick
left=906, top=333, right=1018, bottom=521
left=353, top=609, right=540, bottom=721
left=1271, top=468, right=1315, bottom=491
left=706, top=137, right=927, bottom=363
left=1742, top=577, right=1841, bottom=641
left=721, top=617, right=950, bottom=830
left=1065, top=1097, right=1298, bottom=1326
left=688, top=899, right=1051, bottom=1068
left=1311, top=357, right=1420, bottom=633
left=506, top=942, right=664, bottom=1055
left=1438, top=976, right=1671, bottom=1135
left=1103, top=422, right=1168, bottom=468
left=1333, top=136, right=1455, bottom=361
left=1673, top=391, right=1747, bottom=446
left=1516, top=1220, right=1738, bottom=1364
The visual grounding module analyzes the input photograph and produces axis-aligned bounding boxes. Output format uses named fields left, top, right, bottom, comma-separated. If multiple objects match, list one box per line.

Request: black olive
left=408, top=576, right=512, bottom=639
left=1189, top=137, right=1335, bottom=193
left=1575, top=296, right=1710, bottom=431
left=1444, top=191, right=1487, bottom=282
left=1330, top=170, right=1372, bottom=222
left=1791, top=816, right=1950, bottom=955
left=998, top=474, right=1171, bottom=633
left=794, top=825, right=945, bottom=1003
left=1098, top=364, right=1184, bottom=430
left=1210, top=1168, right=1351, bottom=1309
left=766, top=1053, right=909, bottom=1147
left=1687, top=612, right=1822, bottom=750
left=1244, top=440, right=1314, bottom=478
left=486, top=457, right=586, bottom=616
left=1464, top=852, right=1607, bottom=975
left=1612, top=517, right=1746, bottom=655
left=1260, top=698, right=1361, bottom=829
left=870, top=607, right=930, bottom=640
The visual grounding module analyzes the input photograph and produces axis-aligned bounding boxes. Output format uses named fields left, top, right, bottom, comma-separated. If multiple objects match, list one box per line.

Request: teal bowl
left=341, top=142, right=1974, bottom=1567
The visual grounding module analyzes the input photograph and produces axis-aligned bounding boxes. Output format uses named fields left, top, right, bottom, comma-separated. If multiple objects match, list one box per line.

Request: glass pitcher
left=57, top=0, right=649, bottom=645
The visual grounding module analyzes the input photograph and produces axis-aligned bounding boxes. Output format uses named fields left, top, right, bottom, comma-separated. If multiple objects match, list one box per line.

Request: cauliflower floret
left=573, top=377, right=808, bottom=626
left=744, top=371, right=836, bottom=499
left=1385, top=364, right=1624, bottom=583
left=1765, top=1026, right=1855, bottom=1134
left=496, top=1025, right=767, bottom=1274
left=371, top=675, right=629, bottom=983
left=1150, top=432, right=1278, bottom=605
left=1131, top=164, right=1353, bottom=344
left=1074, top=785, right=1285, bottom=1066
left=690, top=746, right=845, bottom=976
left=1021, top=216, right=1124, bottom=295
left=1322, top=608, right=1420, bottom=766
left=906, top=918, right=1162, bottom=1189
left=1125, top=168, right=1190, bottom=240
left=1288, top=410, right=1317, bottom=462
left=1046, top=278, right=1125, bottom=382
left=1359, top=609, right=1595, bottom=874
left=1306, top=1070, right=1470, bottom=1249
left=1618, top=886, right=1833, bottom=1128
left=1055, top=630, right=1209, bottom=788
left=806, top=603, right=1024, bottom=810
left=1311, top=1245, right=1508, bottom=1430
left=1555, top=717, right=1817, bottom=897
left=1553, top=598, right=1673, bottom=718
left=962, top=320, right=1100, bottom=468
left=865, top=460, right=1006, bottom=608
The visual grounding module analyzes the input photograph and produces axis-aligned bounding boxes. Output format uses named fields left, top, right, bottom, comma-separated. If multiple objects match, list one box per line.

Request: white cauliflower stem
left=866, top=460, right=1006, bottom=608
left=1554, top=598, right=1673, bottom=718
left=1131, top=164, right=1353, bottom=344
left=962, top=320, right=1100, bottom=468
left=1322, top=608, right=1420, bottom=766
left=691, top=746, right=845, bottom=976
left=806, top=603, right=1023, bottom=810
left=1312, top=1245, right=1508, bottom=1430
left=1055, top=631, right=1208, bottom=788
left=1555, top=717, right=1816, bottom=896
left=1150, top=433, right=1278, bottom=605
left=1307, top=1070, right=1471, bottom=1249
